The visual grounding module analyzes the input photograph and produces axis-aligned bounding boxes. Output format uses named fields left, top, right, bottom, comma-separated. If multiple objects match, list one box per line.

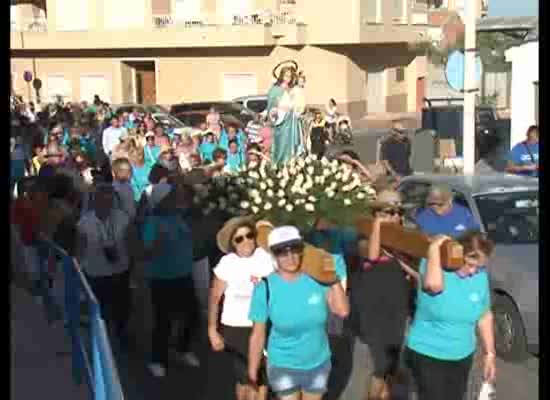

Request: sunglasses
left=380, top=208, right=404, bottom=216
left=272, top=244, right=304, bottom=257
left=464, top=252, right=485, bottom=261
left=233, top=232, right=255, bottom=245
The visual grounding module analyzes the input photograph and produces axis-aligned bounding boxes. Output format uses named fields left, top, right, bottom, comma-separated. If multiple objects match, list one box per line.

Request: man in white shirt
left=76, top=184, right=136, bottom=349
left=102, top=116, right=126, bottom=157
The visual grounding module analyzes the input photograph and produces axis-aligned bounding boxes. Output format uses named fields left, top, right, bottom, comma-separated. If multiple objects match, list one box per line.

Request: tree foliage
left=411, top=31, right=523, bottom=68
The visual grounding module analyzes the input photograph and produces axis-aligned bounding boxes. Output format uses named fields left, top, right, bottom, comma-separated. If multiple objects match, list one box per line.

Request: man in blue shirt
left=415, top=185, right=480, bottom=238
left=506, top=125, right=539, bottom=178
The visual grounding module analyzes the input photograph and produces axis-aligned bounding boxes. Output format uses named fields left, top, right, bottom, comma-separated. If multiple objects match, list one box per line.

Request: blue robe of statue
left=267, top=84, right=303, bottom=165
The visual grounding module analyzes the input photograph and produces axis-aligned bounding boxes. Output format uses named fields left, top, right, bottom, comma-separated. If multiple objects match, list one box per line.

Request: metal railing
left=152, top=11, right=300, bottom=29
left=11, top=17, right=48, bottom=32
left=36, top=237, right=125, bottom=400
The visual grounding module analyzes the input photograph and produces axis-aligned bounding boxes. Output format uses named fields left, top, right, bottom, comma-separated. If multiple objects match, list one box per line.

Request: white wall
left=104, top=0, right=146, bottom=29
left=505, top=41, right=539, bottom=148
left=56, top=0, right=89, bottom=31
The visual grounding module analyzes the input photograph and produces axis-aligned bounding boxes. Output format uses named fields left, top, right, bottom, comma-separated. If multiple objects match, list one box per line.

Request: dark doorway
left=122, top=61, right=156, bottom=104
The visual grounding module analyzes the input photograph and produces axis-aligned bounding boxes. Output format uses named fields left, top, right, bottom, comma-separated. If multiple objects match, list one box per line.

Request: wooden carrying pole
left=355, top=216, right=464, bottom=269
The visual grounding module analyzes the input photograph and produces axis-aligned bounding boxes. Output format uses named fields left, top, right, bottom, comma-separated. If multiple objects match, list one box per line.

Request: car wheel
left=492, top=294, right=529, bottom=362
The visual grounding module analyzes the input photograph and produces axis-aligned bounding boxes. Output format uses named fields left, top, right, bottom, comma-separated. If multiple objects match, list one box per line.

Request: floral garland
left=193, top=155, right=376, bottom=232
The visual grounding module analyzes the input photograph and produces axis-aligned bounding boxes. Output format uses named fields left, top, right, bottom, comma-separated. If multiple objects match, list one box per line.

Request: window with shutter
left=365, top=0, right=381, bottom=23
left=80, top=75, right=111, bottom=104
left=392, top=0, right=406, bottom=21
left=56, top=0, right=88, bottom=31
left=396, top=67, right=405, bottom=82
left=46, top=75, right=72, bottom=102
left=104, top=0, right=146, bottom=29
left=223, top=74, right=257, bottom=102
left=175, top=0, right=201, bottom=22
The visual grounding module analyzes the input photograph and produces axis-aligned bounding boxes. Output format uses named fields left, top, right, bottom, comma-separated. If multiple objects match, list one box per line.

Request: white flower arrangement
left=198, top=155, right=376, bottom=231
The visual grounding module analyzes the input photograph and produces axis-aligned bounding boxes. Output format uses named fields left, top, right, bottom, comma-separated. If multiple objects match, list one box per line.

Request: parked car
left=169, top=101, right=257, bottom=129
left=233, top=95, right=322, bottom=118
left=112, top=103, right=170, bottom=114
left=111, top=103, right=194, bottom=135
left=398, top=174, right=539, bottom=362
left=233, top=95, right=268, bottom=114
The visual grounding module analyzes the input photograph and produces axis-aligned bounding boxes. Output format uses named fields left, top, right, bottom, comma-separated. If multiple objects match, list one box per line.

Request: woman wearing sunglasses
left=348, top=189, right=418, bottom=399
left=248, top=226, right=349, bottom=400
left=208, top=216, right=274, bottom=400
left=404, top=231, right=496, bottom=400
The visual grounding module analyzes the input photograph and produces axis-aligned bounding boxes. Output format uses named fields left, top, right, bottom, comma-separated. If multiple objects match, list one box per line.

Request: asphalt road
left=11, top=245, right=538, bottom=400
left=115, top=275, right=539, bottom=400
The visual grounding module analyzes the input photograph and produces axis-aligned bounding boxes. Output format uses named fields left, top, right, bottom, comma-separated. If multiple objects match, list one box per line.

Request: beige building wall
left=156, top=45, right=350, bottom=106
left=12, top=43, right=424, bottom=116
left=11, top=57, right=120, bottom=103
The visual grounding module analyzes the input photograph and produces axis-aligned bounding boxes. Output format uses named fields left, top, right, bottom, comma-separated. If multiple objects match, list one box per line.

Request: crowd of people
left=10, top=92, right=520, bottom=400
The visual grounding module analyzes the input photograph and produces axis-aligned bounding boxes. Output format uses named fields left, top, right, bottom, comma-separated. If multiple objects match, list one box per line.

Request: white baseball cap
left=150, top=183, right=173, bottom=208
left=268, top=226, right=303, bottom=250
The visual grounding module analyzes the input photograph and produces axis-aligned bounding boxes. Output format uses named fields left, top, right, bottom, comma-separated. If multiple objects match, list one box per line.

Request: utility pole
left=462, top=0, right=478, bottom=174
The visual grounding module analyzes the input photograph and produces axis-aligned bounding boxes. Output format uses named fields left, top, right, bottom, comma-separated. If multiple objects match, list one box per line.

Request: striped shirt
left=246, top=121, right=263, bottom=144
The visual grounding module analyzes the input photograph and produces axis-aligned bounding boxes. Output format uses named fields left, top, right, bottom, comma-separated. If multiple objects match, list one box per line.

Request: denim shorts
left=267, top=359, right=332, bottom=396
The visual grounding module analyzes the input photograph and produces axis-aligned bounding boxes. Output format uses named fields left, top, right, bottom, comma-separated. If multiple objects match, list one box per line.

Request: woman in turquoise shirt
left=248, top=226, right=349, bottom=400
left=129, top=146, right=152, bottom=202
left=405, top=231, right=497, bottom=400
left=199, top=132, right=217, bottom=163
left=226, top=140, right=244, bottom=173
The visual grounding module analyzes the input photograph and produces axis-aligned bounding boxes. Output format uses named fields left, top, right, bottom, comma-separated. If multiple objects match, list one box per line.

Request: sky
left=489, top=0, right=538, bottom=17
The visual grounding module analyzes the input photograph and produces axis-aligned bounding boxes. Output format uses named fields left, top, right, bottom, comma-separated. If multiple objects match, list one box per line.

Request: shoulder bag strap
left=522, top=141, right=536, bottom=164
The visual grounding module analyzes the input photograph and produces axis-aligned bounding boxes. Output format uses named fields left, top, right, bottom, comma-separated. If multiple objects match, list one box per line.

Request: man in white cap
left=141, top=183, right=201, bottom=377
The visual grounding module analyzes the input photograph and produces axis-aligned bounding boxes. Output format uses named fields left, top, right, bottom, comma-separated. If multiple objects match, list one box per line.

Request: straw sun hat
left=216, top=215, right=256, bottom=254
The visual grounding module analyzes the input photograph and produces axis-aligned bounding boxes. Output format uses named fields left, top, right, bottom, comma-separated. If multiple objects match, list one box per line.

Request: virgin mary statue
left=267, top=62, right=304, bottom=164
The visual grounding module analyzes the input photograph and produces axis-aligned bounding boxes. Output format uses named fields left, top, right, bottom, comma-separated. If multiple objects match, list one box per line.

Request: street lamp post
left=462, top=0, right=479, bottom=174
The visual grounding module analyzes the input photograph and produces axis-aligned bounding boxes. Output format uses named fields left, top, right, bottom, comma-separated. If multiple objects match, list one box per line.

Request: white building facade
left=505, top=41, right=539, bottom=148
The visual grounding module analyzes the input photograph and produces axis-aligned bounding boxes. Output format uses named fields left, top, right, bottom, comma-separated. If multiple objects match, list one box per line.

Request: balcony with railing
left=149, top=9, right=305, bottom=45
left=151, top=10, right=301, bottom=30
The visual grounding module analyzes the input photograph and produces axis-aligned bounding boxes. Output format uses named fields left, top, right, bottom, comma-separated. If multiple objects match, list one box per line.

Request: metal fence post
left=63, top=255, right=86, bottom=387
left=90, top=302, right=107, bottom=400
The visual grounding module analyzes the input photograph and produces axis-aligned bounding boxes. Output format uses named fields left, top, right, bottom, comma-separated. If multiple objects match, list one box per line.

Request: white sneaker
left=147, top=363, right=166, bottom=377
left=176, top=352, right=200, bottom=368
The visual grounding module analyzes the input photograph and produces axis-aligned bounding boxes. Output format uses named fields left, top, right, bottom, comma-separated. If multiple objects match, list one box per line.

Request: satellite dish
left=445, top=50, right=483, bottom=93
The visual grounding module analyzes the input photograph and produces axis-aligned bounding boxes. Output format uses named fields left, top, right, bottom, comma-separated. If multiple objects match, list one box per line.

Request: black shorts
left=221, top=325, right=267, bottom=385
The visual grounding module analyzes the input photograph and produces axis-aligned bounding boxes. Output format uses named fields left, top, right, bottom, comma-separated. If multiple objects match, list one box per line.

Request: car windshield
left=146, top=105, right=169, bottom=114
left=152, top=113, right=186, bottom=128
left=474, top=191, right=538, bottom=244
left=217, top=103, right=246, bottom=114
left=477, top=109, right=495, bottom=124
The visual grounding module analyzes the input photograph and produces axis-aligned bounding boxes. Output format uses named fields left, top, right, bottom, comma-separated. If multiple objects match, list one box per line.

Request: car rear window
left=474, top=191, right=538, bottom=244
left=246, top=99, right=267, bottom=113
